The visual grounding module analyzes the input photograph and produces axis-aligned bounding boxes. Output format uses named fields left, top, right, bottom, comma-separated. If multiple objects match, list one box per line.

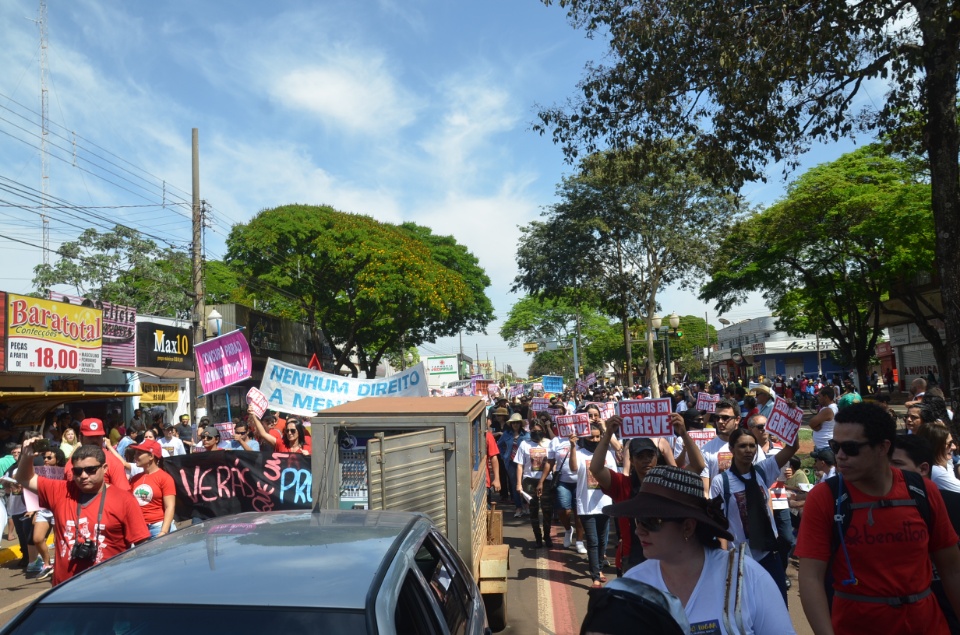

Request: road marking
left=2, top=589, right=46, bottom=615
left=537, top=530, right=580, bottom=635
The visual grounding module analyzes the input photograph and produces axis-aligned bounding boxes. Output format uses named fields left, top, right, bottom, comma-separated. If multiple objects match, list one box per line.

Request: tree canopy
left=513, top=142, right=740, bottom=394
left=539, top=0, right=960, bottom=397
left=226, top=204, right=493, bottom=377
left=700, top=144, right=937, bottom=390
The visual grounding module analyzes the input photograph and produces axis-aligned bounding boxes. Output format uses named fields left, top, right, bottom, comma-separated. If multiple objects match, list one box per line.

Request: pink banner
left=616, top=398, right=674, bottom=438
left=194, top=329, right=252, bottom=394
left=555, top=413, right=590, bottom=437
left=767, top=397, right=803, bottom=445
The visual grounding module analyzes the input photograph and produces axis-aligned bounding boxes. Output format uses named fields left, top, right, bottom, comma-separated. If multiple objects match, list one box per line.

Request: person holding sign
left=499, top=414, right=530, bottom=517
left=515, top=419, right=555, bottom=548
left=547, top=420, right=586, bottom=554
left=699, top=399, right=764, bottom=492
left=568, top=422, right=617, bottom=587
left=710, top=427, right=798, bottom=606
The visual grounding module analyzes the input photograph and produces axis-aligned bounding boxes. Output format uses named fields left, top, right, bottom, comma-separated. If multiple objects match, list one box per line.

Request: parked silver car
left=1, top=510, right=489, bottom=635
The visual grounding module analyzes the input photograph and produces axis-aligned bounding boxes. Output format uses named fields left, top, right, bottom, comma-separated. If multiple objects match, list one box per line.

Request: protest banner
left=546, top=406, right=566, bottom=418
left=616, top=398, right=673, bottom=438
left=194, top=329, right=252, bottom=394
left=259, top=358, right=429, bottom=416
left=555, top=413, right=590, bottom=437
left=687, top=429, right=717, bottom=448
left=214, top=421, right=235, bottom=441
left=695, top=393, right=720, bottom=413
left=585, top=372, right=597, bottom=386
left=246, top=387, right=269, bottom=418
left=532, top=382, right=543, bottom=391
left=508, top=384, right=524, bottom=399
left=586, top=401, right=616, bottom=420
left=575, top=379, right=587, bottom=393
left=542, top=375, right=563, bottom=393
left=529, top=397, right=551, bottom=413
left=487, top=383, right=500, bottom=397
left=766, top=397, right=803, bottom=445
left=163, top=451, right=313, bottom=521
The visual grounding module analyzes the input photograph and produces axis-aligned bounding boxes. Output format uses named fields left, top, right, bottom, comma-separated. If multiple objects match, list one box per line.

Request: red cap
left=130, top=439, right=162, bottom=459
left=80, top=418, right=105, bottom=437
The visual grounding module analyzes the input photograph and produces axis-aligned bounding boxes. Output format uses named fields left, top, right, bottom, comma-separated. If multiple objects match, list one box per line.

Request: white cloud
left=271, top=54, right=420, bottom=135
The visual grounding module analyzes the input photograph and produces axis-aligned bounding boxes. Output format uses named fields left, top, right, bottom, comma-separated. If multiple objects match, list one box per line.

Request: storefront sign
left=136, top=321, right=193, bottom=370
left=49, top=293, right=136, bottom=366
left=426, top=356, right=458, bottom=375
left=259, top=358, right=428, bottom=416
left=6, top=294, right=102, bottom=375
left=194, top=329, right=252, bottom=394
left=141, top=382, right=180, bottom=403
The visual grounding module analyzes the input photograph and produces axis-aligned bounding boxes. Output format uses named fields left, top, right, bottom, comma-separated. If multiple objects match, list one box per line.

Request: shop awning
left=0, top=391, right=142, bottom=427
left=111, top=365, right=195, bottom=380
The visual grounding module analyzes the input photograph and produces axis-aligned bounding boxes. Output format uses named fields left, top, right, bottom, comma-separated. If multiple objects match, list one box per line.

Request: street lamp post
left=652, top=313, right=681, bottom=384
left=205, top=309, right=230, bottom=422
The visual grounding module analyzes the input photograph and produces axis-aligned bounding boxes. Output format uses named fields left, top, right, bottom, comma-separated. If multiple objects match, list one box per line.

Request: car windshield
left=6, top=605, right=367, bottom=634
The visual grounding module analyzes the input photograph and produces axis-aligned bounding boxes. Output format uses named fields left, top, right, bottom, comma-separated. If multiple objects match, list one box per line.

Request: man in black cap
left=810, top=447, right=836, bottom=483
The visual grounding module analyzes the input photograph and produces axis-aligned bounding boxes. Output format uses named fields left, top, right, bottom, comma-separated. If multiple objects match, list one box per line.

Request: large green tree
left=539, top=0, right=960, bottom=399
left=701, top=145, right=936, bottom=390
left=226, top=205, right=493, bottom=377
left=514, top=142, right=739, bottom=395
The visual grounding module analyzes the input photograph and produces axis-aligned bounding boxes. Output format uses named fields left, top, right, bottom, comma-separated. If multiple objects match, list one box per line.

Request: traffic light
left=675, top=330, right=683, bottom=338
left=579, top=366, right=584, bottom=375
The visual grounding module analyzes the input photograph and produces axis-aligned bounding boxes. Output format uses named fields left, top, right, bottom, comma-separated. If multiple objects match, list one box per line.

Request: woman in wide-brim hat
left=605, top=466, right=796, bottom=634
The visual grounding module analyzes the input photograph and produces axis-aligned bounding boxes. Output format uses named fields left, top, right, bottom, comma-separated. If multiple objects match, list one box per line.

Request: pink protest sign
left=214, top=421, right=235, bottom=441
left=530, top=397, right=551, bottom=413
left=194, top=329, right=252, bottom=394
left=687, top=429, right=717, bottom=448
left=616, top=398, right=674, bottom=438
left=246, top=387, right=269, bottom=418
left=766, top=397, right=803, bottom=445
left=555, top=413, right=590, bottom=437
left=695, top=393, right=720, bottom=413
left=586, top=401, right=616, bottom=420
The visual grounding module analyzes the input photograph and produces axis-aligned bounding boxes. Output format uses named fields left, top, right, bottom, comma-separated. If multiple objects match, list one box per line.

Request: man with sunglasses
left=226, top=421, right=259, bottom=451
left=796, top=402, right=960, bottom=635
left=698, top=399, right=764, bottom=492
left=62, top=418, right=131, bottom=492
left=14, top=437, right=149, bottom=585
left=748, top=414, right=794, bottom=583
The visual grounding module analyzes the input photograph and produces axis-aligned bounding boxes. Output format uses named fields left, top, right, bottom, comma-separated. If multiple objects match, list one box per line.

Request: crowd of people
left=485, top=373, right=960, bottom=634
left=0, top=406, right=313, bottom=587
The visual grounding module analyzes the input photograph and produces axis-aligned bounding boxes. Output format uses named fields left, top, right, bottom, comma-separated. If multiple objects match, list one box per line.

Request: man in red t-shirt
left=796, top=402, right=960, bottom=634
left=63, top=418, right=131, bottom=492
left=485, top=431, right=500, bottom=491
left=14, top=439, right=150, bottom=586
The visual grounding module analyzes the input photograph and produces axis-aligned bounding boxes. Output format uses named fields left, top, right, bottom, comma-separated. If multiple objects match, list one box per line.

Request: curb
left=0, top=536, right=56, bottom=566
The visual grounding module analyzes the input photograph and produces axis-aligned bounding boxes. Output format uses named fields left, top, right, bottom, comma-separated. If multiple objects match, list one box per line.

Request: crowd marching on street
left=2, top=371, right=960, bottom=634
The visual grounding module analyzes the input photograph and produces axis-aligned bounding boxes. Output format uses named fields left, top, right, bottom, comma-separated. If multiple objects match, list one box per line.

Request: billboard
left=136, top=321, right=193, bottom=370
left=426, top=356, right=458, bottom=376
left=6, top=294, right=102, bottom=375
left=49, top=293, right=136, bottom=366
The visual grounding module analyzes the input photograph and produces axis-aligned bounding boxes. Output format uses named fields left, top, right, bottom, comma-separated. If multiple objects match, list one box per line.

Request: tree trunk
left=919, top=5, right=960, bottom=405
left=647, top=295, right=661, bottom=398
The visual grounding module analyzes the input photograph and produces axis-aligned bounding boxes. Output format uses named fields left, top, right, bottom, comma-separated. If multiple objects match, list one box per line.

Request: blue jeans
left=580, top=514, right=610, bottom=582
left=148, top=521, right=176, bottom=537
left=554, top=481, right=576, bottom=511
left=757, top=550, right=788, bottom=606
left=503, top=462, right=524, bottom=509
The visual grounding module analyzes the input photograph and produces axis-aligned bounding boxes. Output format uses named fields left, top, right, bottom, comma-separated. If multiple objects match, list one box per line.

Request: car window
left=412, top=534, right=471, bottom=635
left=396, top=569, right=443, bottom=635
left=5, top=605, right=367, bottom=634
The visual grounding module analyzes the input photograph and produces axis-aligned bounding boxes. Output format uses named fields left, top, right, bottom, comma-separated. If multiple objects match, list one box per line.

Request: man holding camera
left=14, top=437, right=149, bottom=585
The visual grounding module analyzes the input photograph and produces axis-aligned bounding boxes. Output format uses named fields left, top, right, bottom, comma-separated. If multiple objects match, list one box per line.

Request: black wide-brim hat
left=603, top=466, right=734, bottom=541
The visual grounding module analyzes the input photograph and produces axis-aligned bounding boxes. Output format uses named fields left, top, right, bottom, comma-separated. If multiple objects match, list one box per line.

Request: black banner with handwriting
left=162, top=451, right=313, bottom=521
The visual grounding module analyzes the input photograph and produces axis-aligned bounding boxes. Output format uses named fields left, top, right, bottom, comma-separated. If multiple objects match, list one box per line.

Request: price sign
left=766, top=397, right=803, bottom=445
left=695, top=393, right=720, bottom=413
left=616, top=398, right=674, bottom=438
left=555, top=413, right=590, bottom=437
left=6, top=294, right=102, bottom=375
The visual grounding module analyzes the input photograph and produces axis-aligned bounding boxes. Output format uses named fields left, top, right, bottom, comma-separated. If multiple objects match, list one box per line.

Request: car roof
left=41, top=510, right=427, bottom=610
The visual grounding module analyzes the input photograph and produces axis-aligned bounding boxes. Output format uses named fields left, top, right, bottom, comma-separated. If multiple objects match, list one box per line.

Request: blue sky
left=0, top=0, right=871, bottom=376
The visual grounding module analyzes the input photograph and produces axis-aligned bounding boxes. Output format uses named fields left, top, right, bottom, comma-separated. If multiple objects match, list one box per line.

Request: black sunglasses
left=710, top=414, right=736, bottom=424
left=71, top=465, right=103, bottom=477
left=200, top=434, right=217, bottom=441
left=749, top=424, right=765, bottom=431
left=828, top=439, right=872, bottom=457
left=637, top=517, right=681, bottom=533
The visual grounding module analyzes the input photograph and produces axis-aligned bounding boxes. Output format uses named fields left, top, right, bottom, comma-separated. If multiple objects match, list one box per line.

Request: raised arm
left=672, top=413, right=705, bottom=474
left=590, top=417, right=618, bottom=491
left=250, top=414, right=277, bottom=448
left=14, top=437, right=39, bottom=493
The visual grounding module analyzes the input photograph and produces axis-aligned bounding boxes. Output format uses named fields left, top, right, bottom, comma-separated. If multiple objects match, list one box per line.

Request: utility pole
left=37, top=0, right=50, bottom=265
left=190, top=128, right=205, bottom=419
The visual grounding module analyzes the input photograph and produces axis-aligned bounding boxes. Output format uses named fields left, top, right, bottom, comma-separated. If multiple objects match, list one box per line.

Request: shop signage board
left=141, top=382, right=180, bottom=403
left=6, top=293, right=102, bottom=374
left=136, top=321, right=193, bottom=370
left=49, top=293, right=136, bottom=366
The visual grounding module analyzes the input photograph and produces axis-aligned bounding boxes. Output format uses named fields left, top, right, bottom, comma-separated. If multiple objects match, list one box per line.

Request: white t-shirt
left=626, top=547, right=796, bottom=634
left=813, top=403, right=837, bottom=449
left=573, top=447, right=616, bottom=515
left=677, top=400, right=688, bottom=413
left=515, top=439, right=553, bottom=481
left=549, top=436, right=578, bottom=483
left=931, top=464, right=960, bottom=494
left=160, top=436, right=186, bottom=458
left=763, top=444, right=789, bottom=511
left=710, top=455, right=782, bottom=560
left=700, top=436, right=765, bottom=481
